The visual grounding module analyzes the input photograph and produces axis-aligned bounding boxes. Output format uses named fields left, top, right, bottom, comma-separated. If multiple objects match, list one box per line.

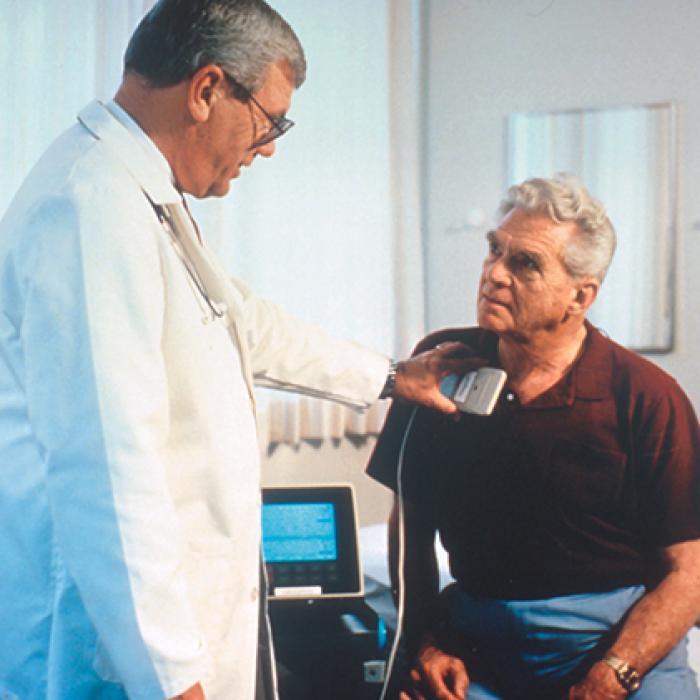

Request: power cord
left=378, top=406, right=419, bottom=700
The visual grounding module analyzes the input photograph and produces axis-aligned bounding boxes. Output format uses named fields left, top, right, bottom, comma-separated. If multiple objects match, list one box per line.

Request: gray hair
left=498, top=174, right=616, bottom=283
left=124, top=0, right=306, bottom=92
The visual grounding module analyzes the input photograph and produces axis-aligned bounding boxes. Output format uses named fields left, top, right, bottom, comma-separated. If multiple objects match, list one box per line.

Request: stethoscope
left=146, top=192, right=256, bottom=407
left=146, top=193, right=228, bottom=324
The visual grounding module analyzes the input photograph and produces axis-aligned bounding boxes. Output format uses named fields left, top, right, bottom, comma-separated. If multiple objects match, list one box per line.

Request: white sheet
left=360, top=522, right=454, bottom=590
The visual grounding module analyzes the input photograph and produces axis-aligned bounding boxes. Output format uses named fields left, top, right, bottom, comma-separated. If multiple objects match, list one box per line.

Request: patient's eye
left=488, top=240, right=502, bottom=257
left=511, top=253, right=541, bottom=274
left=522, top=255, right=539, bottom=270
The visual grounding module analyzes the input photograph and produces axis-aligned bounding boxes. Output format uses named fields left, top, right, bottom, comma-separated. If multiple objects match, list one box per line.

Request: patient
left=367, top=176, right=700, bottom=699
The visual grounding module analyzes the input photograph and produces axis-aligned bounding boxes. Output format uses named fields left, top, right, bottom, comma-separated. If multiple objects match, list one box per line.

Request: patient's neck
left=498, top=322, right=587, bottom=404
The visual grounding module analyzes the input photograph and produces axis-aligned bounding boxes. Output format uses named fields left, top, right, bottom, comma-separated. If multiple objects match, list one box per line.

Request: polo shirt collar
left=77, top=100, right=181, bottom=206
left=508, top=320, right=614, bottom=409
left=571, top=320, right=615, bottom=400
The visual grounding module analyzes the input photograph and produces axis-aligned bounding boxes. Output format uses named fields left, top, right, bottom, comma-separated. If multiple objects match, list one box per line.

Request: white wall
left=422, top=0, right=700, bottom=408
left=261, top=437, right=393, bottom=526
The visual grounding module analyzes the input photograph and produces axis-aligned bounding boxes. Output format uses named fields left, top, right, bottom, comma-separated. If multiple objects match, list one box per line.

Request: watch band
left=380, top=360, right=399, bottom=399
left=603, top=653, right=641, bottom=693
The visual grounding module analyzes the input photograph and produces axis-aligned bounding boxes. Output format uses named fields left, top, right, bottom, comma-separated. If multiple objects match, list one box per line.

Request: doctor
left=0, top=1, right=468, bottom=699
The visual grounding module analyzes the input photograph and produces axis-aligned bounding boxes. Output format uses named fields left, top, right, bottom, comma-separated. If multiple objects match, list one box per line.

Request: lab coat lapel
left=161, top=202, right=257, bottom=406
left=78, top=101, right=179, bottom=206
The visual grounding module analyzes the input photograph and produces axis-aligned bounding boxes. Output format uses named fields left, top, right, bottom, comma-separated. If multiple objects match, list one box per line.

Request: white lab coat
left=0, top=101, right=389, bottom=700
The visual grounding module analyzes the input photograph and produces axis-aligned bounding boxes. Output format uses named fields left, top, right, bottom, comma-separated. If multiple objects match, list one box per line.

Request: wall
left=261, top=437, right=394, bottom=526
left=422, top=0, right=700, bottom=408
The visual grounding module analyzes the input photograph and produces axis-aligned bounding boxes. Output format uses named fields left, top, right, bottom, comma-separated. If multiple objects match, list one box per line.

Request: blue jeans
left=441, top=584, right=699, bottom=699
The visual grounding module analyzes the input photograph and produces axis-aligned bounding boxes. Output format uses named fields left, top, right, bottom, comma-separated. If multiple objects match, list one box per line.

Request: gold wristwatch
left=603, top=653, right=641, bottom=693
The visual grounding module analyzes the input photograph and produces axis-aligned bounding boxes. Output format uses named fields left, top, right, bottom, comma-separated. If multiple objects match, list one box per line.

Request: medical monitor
left=262, top=485, right=363, bottom=601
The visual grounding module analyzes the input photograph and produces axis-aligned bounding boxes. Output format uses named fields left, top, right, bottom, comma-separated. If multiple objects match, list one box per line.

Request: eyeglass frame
left=222, top=71, right=294, bottom=149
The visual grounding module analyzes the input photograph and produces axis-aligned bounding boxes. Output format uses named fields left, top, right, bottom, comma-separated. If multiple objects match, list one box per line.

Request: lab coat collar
left=77, top=100, right=181, bottom=206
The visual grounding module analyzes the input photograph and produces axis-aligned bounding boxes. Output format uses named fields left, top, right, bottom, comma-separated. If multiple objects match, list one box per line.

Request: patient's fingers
left=400, top=689, right=426, bottom=700
left=398, top=668, right=427, bottom=700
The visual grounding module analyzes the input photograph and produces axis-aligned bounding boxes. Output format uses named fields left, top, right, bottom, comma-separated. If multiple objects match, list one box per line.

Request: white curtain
left=0, top=0, right=426, bottom=448
left=388, top=0, right=426, bottom=357
left=0, top=0, right=154, bottom=216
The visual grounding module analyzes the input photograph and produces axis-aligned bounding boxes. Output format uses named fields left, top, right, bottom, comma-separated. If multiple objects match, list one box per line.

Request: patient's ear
left=569, top=278, right=599, bottom=316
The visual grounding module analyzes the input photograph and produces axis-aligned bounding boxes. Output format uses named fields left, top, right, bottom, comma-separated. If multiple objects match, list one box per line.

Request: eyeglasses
left=224, top=72, right=294, bottom=149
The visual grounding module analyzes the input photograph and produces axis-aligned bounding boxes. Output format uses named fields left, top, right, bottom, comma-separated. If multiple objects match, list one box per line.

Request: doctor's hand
left=392, top=342, right=488, bottom=415
left=400, top=640, right=469, bottom=700
left=170, top=682, right=205, bottom=700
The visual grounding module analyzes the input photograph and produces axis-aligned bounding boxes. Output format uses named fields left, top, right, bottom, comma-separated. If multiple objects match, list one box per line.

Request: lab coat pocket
left=183, top=537, right=239, bottom=657
left=92, top=538, right=239, bottom=686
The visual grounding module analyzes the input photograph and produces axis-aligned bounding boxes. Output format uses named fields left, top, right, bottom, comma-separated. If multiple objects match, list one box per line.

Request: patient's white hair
left=499, top=174, right=616, bottom=283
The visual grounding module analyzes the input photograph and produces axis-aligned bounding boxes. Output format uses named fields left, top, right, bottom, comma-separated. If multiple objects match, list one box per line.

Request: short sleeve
left=635, top=380, right=700, bottom=547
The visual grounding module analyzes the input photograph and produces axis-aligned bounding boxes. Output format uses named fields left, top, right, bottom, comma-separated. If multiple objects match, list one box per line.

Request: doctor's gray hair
left=498, top=174, right=616, bottom=283
left=124, top=0, right=306, bottom=93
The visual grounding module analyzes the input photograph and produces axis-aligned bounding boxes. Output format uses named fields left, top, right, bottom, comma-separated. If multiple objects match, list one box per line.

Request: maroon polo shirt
left=366, top=323, right=700, bottom=599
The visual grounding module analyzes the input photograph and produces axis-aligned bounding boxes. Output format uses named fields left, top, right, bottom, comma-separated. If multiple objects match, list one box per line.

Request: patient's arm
left=389, top=497, right=469, bottom=699
left=568, top=538, right=700, bottom=700
left=388, top=495, right=439, bottom=653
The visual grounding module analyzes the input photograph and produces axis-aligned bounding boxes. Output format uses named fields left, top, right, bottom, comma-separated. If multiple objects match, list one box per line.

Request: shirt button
left=506, top=392, right=515, bottom=402
left=251, top=587, right=259, bottom=602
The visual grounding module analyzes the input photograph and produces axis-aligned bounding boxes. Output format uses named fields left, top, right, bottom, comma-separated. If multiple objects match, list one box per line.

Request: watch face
left=604, top=656, right=641, bottom=693
left=620, top=668, right=641, bottom=692
left=626, top=674, right=641, bottom=692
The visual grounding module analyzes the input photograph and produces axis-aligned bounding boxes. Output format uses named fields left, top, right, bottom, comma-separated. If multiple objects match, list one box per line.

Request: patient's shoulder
left=412, top=326, right=486, bottom=356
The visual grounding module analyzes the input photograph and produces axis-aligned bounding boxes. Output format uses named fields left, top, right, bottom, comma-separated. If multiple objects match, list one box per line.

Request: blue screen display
left=262, top=502, right=337, bottom=563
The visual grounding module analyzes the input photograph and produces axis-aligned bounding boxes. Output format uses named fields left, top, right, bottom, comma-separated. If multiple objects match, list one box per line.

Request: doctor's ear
left=186, top=64, right=228, bottom=123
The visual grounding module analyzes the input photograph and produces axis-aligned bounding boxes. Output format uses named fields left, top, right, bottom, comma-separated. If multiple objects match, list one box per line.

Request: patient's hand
left=393, top=342, right=488, bottom=415
left=567, top=661, right=628, bottom=700
left=400, top=640, right=469, bottom=700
